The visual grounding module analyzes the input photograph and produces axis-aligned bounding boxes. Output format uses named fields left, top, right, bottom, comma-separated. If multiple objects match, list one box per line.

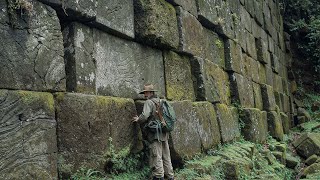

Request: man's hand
left=132, top=115, right=139, bottom=123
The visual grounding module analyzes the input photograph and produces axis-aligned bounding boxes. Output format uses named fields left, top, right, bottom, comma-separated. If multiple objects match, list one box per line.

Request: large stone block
left=244, top=0, right=255, bottom=17
left=63, top=22, right=165, bottom=99
left=265, top=65, right=274, bottom=86
left=191, top=58, right=231, bottom=105
left=251, top=59, right=260, bottom=83
left=267, top=111, right=284, bottom=141
left=170, top=101, right=202, bottom=159
left=254, top=0, right=264, bottom=26
left=55, top=93, right=137, bottom=174
left=177, top=7, right=205, bottom=57
left=293, top=133, right=320, bottom=158
left=240, top=5, right=252, bottom=33
left=253, top=82, right=263, bottom=110
left=273, top=74, right=284, bottom=93
left=258, top=63, right=267, bottom=84
left=256, top=38, right=269, bottom=64
left=0, top=0, right=65, bottom=91
left=225, top=39, right=244, bottom=74
left=164, top=51, right=195, bottom=101
left=165, top=0, right=197, bottom=16
left=215, top=104, right=240, bottom=143
left=0, top=90, right=57, bottom=179
left=280, top=112, right=290, bottom=134
left=271, top=54, right=280, bottom=73
left=261, top=84, right=276, bottom=111
left=203, top=28, right=225, bottom=68
left=243, top=54, right=253, bottom=80
left=134, top=0, right=179, bottom=48
left=246, top=31, right=258, bottom=60
left=39, top=0, right=134, bottom=39
left=192, top=102, right=221, bottom=151
left=226, top=0, right=241, bottom=14
left=230, top=73, right=255, bottom=108
left=240, top=108, right=267, bottom=143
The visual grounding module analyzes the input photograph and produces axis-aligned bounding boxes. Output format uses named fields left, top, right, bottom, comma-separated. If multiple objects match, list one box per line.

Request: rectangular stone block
left=274, top=91, right=283, bottom=112
left=55, top=93, right=137, bottom=174
left=0, top=90, right=57, bottom=179
left=0, top=0, right=65, bottom=91
left=265, top=65, right=274, bottom=86
left=177, top=7, right=205, bottom=57
left=246, top=31, right=258, bottom=60
left=225, top=39, right=244, bottom=74
left=164, top=51, right=195, bottom=101
left=267, top=111, right=284, bottom=141
left=240, top=5, right=252, bottom=33
left=273, top=74, right=284, bottom=93
left=256, top=38, right=269, bottom=64
left=203, top=28, right=225, bottom=68
left=254, top=0, right=264, bottom=26
left=258, top=63, right=267, bottom=84
left=192, top=102, right=221, bottom=150
left=253, top=82, right=263, bottom=110
left=243, top=54, right=253, bottom=80
left=271, top=54, right=280, bottom=73
left=261, top=84, right=276, bottom=111
left=134, top=0, right=179, bottom=48
left=226, top=0, right=241, bottom=14
left=280, top=112, right=290, bottom=134
left=63, top=22, right=165, bottom=99
left=191, top=58, right=231, bottom=105
left=240, top=108, right=267, bottom=143
left=165, top=0, right=197, bottom=16
left=251, top=59, right=260, bottom=83
left=230, top=73, right=255, bottom=108
left=215, top=104, right=241, bottom=143
left=268, top=35, right=275, bottom=53
left=170, top=101, right=202, bottom=159
left=244, top=0, right=255, bottom=17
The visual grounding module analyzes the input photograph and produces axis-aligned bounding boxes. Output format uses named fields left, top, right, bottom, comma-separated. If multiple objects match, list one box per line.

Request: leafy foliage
left=283, top=0, right=320, bottom=73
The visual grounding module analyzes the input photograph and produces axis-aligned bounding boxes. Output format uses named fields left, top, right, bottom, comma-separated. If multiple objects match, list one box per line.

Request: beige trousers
left=149, top=140, right=174, bottom=178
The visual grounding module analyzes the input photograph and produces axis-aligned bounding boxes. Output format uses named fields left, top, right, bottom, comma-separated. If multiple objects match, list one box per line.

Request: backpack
left=151, top=99, right=176, bottom=132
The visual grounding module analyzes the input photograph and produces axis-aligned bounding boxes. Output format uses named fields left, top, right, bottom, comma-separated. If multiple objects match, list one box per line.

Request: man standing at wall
left=132, top=84, right=174, bottom=180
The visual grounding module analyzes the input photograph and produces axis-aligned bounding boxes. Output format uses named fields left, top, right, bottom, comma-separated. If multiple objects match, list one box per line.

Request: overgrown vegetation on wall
left=283, top=0, right=320, bottom=75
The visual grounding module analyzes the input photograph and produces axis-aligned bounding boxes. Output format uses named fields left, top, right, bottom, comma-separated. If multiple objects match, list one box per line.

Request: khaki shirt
left=138, top=97, right=169, bottom=142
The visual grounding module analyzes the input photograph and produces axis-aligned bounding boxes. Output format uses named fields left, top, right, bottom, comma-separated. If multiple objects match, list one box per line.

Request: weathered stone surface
left=240, top=108, right=267, bottom=143
left=280, top=112, right=290, bottom=134
left=191, top=58, right=231, bottom=105
left=164, top=51, right=195, bottom=101
left=55, top=93, right=137, bottom=174
left=0, top=0, right=65, bottom=91
left=38, top=0, right=97, bottom=20
left=93, top=0, right=134, bottom=39
left=198, top=0, right=234, bottom=39
left=192, top=102, right=221, bottom=150
left=258, top=63, right=267, bottom=84
left=240, top=5, right=252, bottom=33
left=274, top=91, right=283, bottom=112
left=268, top=35, right=275, bottom=53
left=165, top=0, right=197, bottom=16
left=306, top=154, right=318, bottom=166
left=303, top=163, right=320, bottom=177
left=203, top=28, right=225, bottom=68
left=267, top=111, right=284, bottom=141
left=215, top=104, right=240, bottom=143
left=261, top=84, right=276, bottom=111
left=253, top=82, right=263, bottom=110
left=265, top=65, right=274, bottom=86
left=63, top=22, right=165, bottom=99
left=251, top=59, right=260, bottom=83
left=285, top=155, right=299, bottom=169
left=0, top=90, right=57, bottom=179
left=254, top=0, right=264, bottom=26
left=271, top=54, right=280, bottom=74
left=256, top=38, right=269, bottom=64
left=170, top=101, right=202, bottom=159
left=226, top=0, right=241, bottom=14
left=230, top=73, right=255, bottom=108
left=246, top=32, right=258, bottom=60
left=177, top=7, right=205, bottom=57
left=273, top=74, right=284, bottom=93
left=243, top=54, right=253, bottom=80
left=225, top=39, right=244, bottom=74
left=293, top=133, right=320, bottom=158
left=134, top=0, right=179, bottom=48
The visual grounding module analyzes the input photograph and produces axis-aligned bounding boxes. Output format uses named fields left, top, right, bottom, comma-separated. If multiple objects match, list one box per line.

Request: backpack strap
left=150, top=99, right=167, bottom=127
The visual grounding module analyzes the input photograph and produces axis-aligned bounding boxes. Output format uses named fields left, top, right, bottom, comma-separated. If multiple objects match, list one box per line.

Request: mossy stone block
left=261, top=84, right=276, bottom=111
left=267, top=111, right=284, bottom=141
left=230, top=73, right=255, bottom=108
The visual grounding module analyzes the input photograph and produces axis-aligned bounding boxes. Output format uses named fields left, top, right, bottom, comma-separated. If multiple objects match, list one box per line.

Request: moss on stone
left=18, top=90, right=55, bottom=112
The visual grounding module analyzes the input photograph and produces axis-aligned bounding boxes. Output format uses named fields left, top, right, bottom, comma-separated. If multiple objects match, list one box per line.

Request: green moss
left=215, top=39, right=223, bottom=49
left=18, top=90, right=55, bottom=112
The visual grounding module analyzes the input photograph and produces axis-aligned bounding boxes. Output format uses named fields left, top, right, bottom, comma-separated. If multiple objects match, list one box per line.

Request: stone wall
left=0, top=0, right=294, bottom=178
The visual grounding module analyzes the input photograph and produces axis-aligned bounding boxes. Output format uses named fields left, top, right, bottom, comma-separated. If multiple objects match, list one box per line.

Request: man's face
left=144, top=91, right=152, bottom=99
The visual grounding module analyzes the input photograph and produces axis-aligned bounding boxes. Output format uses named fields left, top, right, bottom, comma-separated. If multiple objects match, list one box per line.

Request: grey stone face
left=0, top=0, right=65, bottom=91
left=261, top=84, right=276, bottom=111
left=240, top=5, right=252, bottom=33
left=94, top=0, right=134, bottom=39
left=246, top=32, right=257, bottom=60
left=256, top=38, right=269, bottom=64
left=271, top=54, right=280, bottom=73
left=63, top=22, right=165, bottom=99
left=55, top=93, right=137, bottom=175
left=203, top=28, right=226, bottom=69
left=267, top=111, right=284, bottom=141
left=191, top=57, right=231, bottom=105
left=230, top=73, right=255, bottom=108
left=197, top=0, right=221, bottom=27
left=177, top=7, right=205, bottom=57
left=134, top=0, right=179, bottom=48
left=166, top=0, right=197, bottom=16
left=225, top=39, right=244, bottom=74
left=240, top=108, right=267, bottom=143
left=0, top=90, right=57, bottom=179
left=215, top=104, right=240, bottom=143
left=253, top=82, right=263, bottom=110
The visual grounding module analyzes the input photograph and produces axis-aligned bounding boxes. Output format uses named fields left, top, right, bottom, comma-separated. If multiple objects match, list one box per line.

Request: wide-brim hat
left=139, top=84, right=158, bottom=94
